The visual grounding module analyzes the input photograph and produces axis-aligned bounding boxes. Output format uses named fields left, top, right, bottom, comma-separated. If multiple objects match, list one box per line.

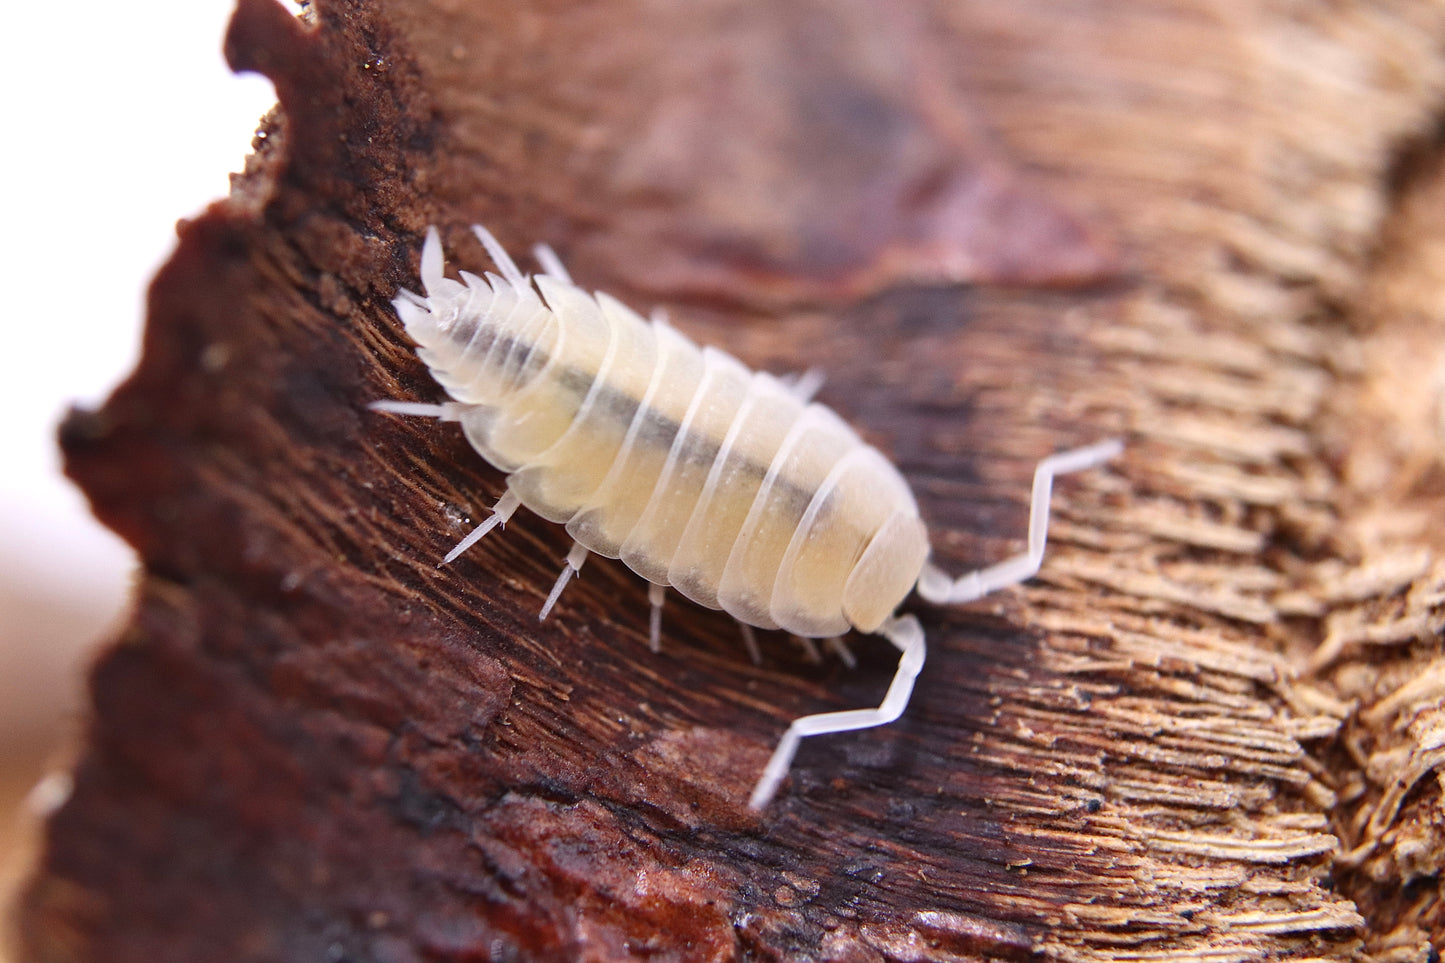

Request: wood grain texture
left=18, top=0, right=1445, bottom=959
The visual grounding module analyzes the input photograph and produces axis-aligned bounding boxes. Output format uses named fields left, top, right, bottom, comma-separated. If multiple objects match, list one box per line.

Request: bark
left=18, top=0, right=1445, bottom=960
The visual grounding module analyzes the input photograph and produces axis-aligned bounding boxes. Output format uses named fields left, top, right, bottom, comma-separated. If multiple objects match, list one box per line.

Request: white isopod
left=373, top=224, right=1121, bottom=810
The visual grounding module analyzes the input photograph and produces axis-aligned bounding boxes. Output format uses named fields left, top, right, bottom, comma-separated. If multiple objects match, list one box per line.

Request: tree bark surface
left=19, top=0, right=1445, bottom=960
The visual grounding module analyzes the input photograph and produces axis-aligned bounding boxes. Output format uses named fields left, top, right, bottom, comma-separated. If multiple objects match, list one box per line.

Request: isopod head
left=843, top=511, right=930, bottom=633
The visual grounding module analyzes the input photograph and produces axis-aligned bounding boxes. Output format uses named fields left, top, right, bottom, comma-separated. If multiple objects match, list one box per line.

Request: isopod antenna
left=749, top=614, right=924, bottom=810
left=914, top=438, right=1122, bottom=606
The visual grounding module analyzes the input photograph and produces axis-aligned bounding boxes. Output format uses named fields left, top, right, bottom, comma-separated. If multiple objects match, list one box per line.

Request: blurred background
left=0, top=0, right=277, bottom=941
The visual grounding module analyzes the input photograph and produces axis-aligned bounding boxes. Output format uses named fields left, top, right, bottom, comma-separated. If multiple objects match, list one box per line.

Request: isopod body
left=377, top=224, right=1121, bottom=809
left=394, top=227, right=930, bottom=637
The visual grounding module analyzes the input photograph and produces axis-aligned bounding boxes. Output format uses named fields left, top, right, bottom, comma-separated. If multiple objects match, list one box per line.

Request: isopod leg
left=748, top=614, right=925, bottom=810
left=736, top=621, right=762, bottom=666
left=785, top=367, right=826, bottom=403
left=420, top=225, right=446, bottom=293
left=824, top=636, right=857, bottom=670
left=648, top=583, right=666, bottom=653
left=915, top=439, right=1123, bottom=606
left=540, top=542, right=590, bottom=621
left=367, top=399, right=466, bottom=421
left=790, top=635, right=823, bottom=665
left=441, top=490, right=522, bottom=565
left=532, top=242, right=573, bottom=284
left=471, top=224, right=528, bottom=288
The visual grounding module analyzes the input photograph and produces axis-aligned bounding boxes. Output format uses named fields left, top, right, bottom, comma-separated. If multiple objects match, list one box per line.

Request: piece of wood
left=18, top=0, right=1445, bottom=959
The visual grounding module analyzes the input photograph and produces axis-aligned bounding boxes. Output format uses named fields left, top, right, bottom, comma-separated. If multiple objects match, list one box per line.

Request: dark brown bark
left=18, top=0, right=1445, bottom=960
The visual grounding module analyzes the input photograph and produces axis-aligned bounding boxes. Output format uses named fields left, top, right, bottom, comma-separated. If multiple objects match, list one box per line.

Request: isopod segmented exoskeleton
left=373, top=225, right=1121, bottom=809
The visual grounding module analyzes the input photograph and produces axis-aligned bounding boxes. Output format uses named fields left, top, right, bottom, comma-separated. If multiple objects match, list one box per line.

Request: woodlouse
left=373, top=224, right=1121, bottom=809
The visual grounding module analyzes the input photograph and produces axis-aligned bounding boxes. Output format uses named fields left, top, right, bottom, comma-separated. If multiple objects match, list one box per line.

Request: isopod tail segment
left=745, top=437, right=1123, bottom=811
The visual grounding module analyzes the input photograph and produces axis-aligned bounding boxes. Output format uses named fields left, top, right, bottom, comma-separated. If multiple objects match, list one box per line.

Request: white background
left=0, top=1, right=279, bottom=754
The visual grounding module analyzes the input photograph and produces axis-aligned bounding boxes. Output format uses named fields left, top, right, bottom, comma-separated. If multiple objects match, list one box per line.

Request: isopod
left=373, top=224, right=1121, bottom=809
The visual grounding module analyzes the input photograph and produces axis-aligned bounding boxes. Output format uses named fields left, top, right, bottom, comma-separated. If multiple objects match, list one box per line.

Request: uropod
left=373, top=224, right=1121, bottom=810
